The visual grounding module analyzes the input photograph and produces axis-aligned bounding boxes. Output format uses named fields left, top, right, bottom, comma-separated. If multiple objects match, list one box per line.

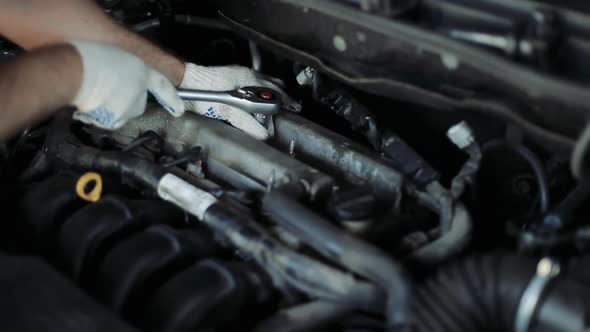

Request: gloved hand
left=69, top=40, right=185, bottom=130
left=180, top=63, right=297, bottom=140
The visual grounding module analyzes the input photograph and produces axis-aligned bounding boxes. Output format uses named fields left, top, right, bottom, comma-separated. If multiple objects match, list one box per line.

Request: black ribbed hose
left=253, top=254, right=590, bottom=332
left=413, top=254, right=590, bottom=332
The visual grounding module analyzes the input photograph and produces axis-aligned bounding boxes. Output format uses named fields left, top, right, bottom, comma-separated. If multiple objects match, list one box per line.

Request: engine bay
left=2, top=1, right=590, bottom=332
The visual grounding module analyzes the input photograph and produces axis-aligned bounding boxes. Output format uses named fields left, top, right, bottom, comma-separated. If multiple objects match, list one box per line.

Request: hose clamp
left=515, top=257, right=561, bottom=332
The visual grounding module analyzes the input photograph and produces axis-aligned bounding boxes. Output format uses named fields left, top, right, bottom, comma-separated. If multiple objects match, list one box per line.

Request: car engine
left=2, top=1, right=590, bottom=332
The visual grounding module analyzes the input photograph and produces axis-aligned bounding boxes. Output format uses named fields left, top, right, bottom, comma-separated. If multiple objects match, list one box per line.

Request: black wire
left=483, top=140, right=551, bottom=214
left=160, top=147, right=202, bottom=168
left=122, top=130, right=162, bottom=152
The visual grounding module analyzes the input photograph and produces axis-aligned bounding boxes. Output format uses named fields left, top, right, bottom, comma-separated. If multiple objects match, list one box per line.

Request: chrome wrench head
left=178, top=86, right=283, bottom=115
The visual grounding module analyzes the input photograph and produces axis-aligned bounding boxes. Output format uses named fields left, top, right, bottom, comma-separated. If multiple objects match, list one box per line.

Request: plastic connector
left=447, top=121, right=475, bottom=150
left=296, top=67, right=315, bottom=86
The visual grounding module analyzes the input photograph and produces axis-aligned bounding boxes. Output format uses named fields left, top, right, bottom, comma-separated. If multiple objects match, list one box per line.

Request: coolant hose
left=409, top=203, right=472, bottom=265
left=409, top=184, right=472, bottom=265
left=413, top=254, right=590, bottom=332
left=262, top=189, right=413, bottom=331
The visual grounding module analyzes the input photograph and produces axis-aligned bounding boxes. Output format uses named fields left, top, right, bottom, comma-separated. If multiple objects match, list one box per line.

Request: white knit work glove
left=69, top=40, right=185, bottom=130
left=180, top=63, right=297, bottom=140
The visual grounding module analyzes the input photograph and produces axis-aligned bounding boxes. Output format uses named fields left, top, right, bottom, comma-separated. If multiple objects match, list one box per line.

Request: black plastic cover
left=0, top=254, right=136, bottom=332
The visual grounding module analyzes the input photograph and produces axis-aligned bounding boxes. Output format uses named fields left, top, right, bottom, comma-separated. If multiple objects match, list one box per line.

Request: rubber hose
left=409, top=203, right=471, bottom=265
left=55, top=144, right=165, bottom=189
left=413, top=253, right=590, bottom=332
left=263, top=190, right=413, bottom=331
left=203, top=204, right=384, bottom=314
left=259, top=254, right=590, bottom=332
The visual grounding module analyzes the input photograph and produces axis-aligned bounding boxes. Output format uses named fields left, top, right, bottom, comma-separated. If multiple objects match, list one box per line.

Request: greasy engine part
left=92, top=101, right=471, bottom=264
left=273, top=112, right=405, bottom=199
left=8, top=77, right=586, bottom=332
left=94, top=103, right=470, bottom=265
left=98, top=105, right=334, bottom=199
left=262, top=187, right=412, bottom=330
left=20, top=172, right=275, bottom=332
left=44, top=111, right=389, bottom=320
left=273, top=112, right=472, bottom=264
left=310, top=73, right=440, bottom=188
left=4, top=1, right=590, bottom=332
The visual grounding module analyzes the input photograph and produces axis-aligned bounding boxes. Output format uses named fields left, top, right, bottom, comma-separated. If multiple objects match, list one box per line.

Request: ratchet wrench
left=177, top=86, right=283, bottom=115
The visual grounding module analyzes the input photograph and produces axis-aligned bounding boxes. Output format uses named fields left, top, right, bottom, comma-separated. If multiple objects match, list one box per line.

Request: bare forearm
left=0, top=0, right=184, bottom=85
left=0, top=44, right=82, bottom=140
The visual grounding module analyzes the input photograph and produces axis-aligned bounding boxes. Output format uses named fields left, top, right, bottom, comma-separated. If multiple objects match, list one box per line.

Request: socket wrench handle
left=178, top=86, right=282, bottom=115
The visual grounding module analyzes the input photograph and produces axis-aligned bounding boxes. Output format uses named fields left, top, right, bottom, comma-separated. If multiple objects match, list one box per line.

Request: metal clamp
left=515, top=257, right=561, bottom=332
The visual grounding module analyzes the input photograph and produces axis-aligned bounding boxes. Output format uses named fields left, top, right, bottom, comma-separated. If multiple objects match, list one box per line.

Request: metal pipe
left=205, top=158, right=266, bottom=192
left=273, top=112, right=404, bottom=200
left=108, top=106, right=334, bottom=199
left=263, top=188, right=413, bottom=330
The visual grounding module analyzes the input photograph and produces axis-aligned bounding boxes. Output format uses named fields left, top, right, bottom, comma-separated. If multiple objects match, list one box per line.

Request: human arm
left=0, top=0, right=297, bottom=139
left=0, top=44, right=81, bottom=140
left=0, top=41, right=184, bottom=141
left=0, top=0, right=185, bottom=85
